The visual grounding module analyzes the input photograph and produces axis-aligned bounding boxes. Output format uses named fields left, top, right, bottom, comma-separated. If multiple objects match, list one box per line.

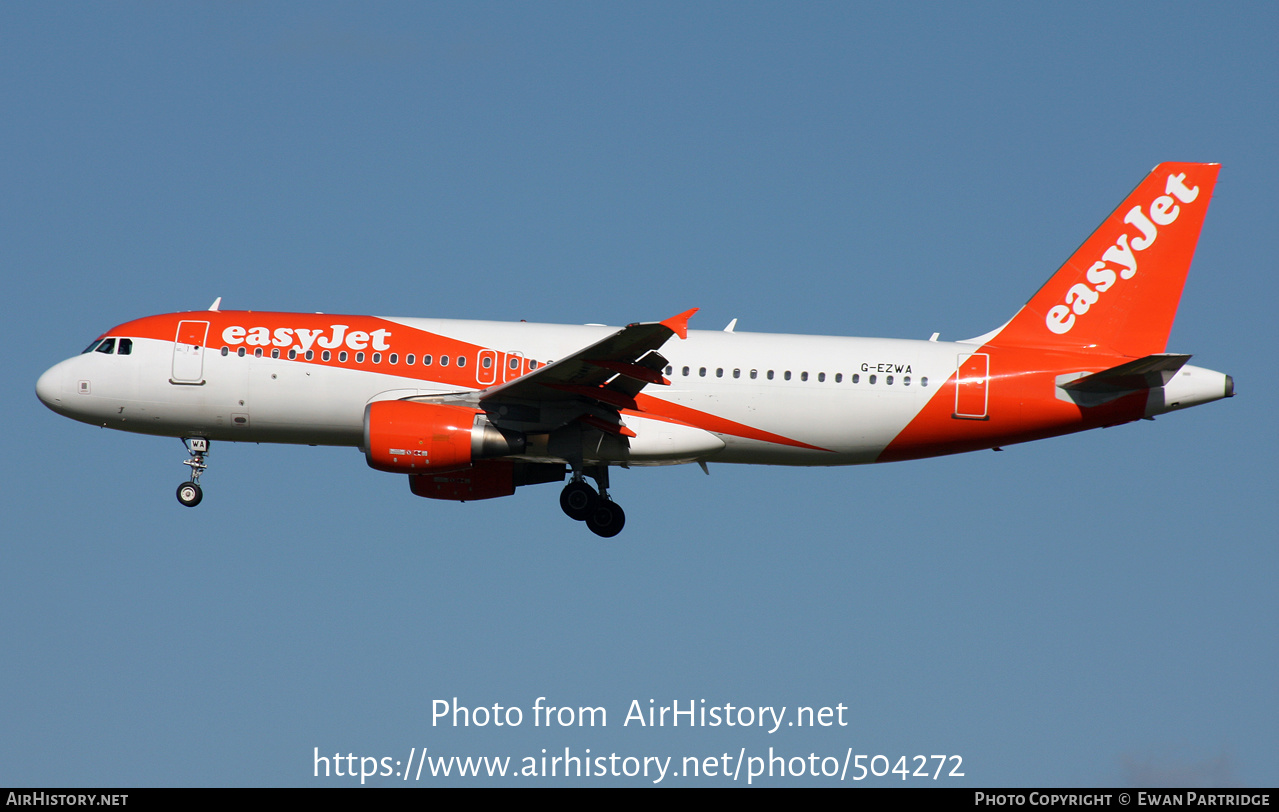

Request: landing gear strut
left=559, top=465, right=625, bottom=538
left=177, top=437, right=208, bottom=507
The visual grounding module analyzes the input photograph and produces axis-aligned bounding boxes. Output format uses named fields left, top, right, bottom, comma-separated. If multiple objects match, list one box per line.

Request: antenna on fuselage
left=208, top=297, right=222, bottom=312
left=724, top=318, right=737, bottom=333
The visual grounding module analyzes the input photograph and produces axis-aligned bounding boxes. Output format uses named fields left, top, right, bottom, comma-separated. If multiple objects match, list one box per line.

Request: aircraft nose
left=35, top=363, right=66, bottom=411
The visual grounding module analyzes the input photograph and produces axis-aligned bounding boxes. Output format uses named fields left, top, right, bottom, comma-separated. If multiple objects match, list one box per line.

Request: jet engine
left=363, top=400, right=525, bottom=474
left=408, top=459, right=566, bottom=501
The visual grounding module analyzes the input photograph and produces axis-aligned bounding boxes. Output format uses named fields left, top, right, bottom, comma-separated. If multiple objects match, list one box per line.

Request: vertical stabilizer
left=988, top=162, right=1219, bottom=356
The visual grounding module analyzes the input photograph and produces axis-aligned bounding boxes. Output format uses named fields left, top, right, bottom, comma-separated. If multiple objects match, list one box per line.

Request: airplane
left=35, top=162, right=1232, bottom=538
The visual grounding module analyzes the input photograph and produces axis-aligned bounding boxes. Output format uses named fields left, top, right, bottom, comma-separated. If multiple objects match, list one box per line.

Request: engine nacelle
left=409, top=460, right=518, bottom=501
left=363, top=400, right=524, bottom=474
left=410, top=460, right=568, bottom=501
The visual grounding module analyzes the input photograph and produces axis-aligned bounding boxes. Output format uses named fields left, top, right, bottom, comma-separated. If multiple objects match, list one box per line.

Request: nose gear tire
left=177, top=482, right=203, bottom=507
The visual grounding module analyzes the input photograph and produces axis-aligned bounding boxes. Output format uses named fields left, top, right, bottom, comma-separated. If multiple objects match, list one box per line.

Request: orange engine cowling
left=363, top=400, right=524, bottom=474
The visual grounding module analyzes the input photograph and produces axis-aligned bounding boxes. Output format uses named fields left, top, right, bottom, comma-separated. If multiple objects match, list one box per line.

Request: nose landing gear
left=177, top=437, right=209, bottom=507
left=559, top=465, right=626, bottom=538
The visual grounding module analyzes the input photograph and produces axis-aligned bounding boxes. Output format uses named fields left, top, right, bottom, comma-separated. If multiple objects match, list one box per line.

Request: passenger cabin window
left=440, top=356, right=449, bottom=367
left=457, top=356, right=466, bottom=368
left=422, top=355, right=432, bottom=366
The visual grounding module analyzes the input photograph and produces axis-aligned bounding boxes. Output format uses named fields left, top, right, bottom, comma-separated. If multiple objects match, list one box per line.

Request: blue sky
left=3, top=2, right=1275, bottom=786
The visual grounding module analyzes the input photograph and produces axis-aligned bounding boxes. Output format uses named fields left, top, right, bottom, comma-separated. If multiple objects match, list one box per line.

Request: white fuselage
left=35, top=314, right=1230, bottom=470
left=36, top=319, right=956, bottom=465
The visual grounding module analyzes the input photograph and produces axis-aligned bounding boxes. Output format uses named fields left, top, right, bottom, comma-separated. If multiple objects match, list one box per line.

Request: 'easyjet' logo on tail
left=1045, top=173, right=1201, bottom=335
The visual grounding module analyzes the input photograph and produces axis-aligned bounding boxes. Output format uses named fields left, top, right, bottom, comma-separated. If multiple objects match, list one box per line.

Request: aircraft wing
left=410, top=309, right=697, bottom=434
left=479, top=308, right=696, bottom=408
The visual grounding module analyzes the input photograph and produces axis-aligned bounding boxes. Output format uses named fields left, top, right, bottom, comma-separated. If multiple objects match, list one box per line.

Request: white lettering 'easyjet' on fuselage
left=221, top=324, right=392, bottom=353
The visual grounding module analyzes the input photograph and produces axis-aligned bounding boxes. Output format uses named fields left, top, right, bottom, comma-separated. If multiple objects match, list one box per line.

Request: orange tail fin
left=988, top=162, right=1219, bottom=357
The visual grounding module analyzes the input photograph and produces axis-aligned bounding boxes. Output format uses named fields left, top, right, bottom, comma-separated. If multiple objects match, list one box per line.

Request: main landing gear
left=559, top=466, right=625, bottom=538
left=176, top=437, right=209, bottom=507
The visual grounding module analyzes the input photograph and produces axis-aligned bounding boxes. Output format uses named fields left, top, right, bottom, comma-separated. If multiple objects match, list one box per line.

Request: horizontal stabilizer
left=1060, top=353, right=1191, bottom=394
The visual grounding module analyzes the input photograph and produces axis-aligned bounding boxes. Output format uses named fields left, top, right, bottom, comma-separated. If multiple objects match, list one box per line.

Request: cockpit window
left=82, top=339, right=103, bottom=354
left=117, top=338, right=133, bottom=355
left=95, top=338, right=116, bottom=355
